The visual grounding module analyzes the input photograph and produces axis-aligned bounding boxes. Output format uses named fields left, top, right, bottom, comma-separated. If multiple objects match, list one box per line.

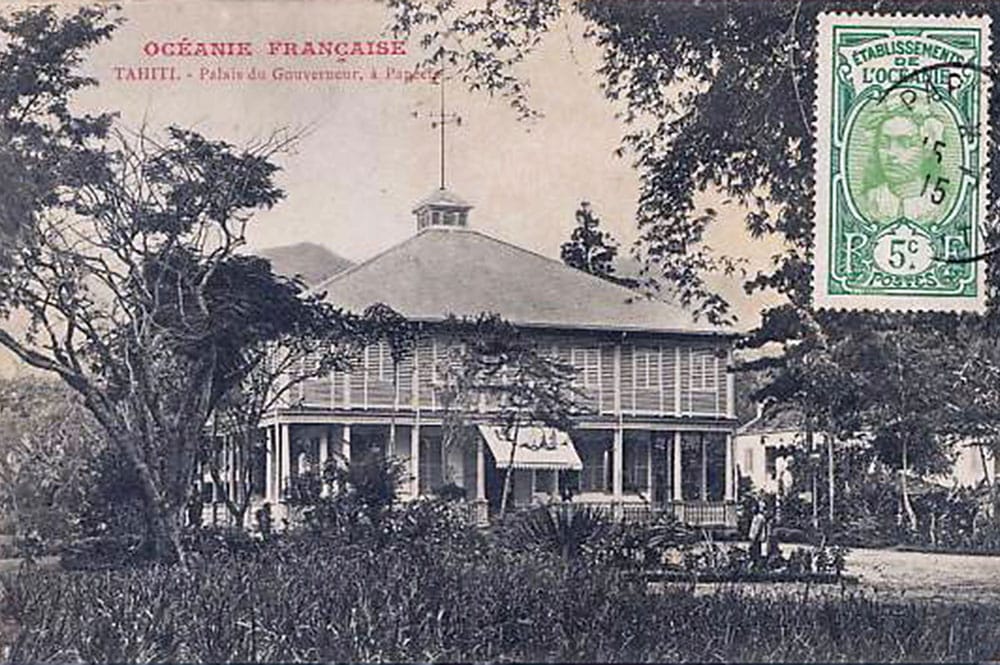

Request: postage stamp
left=814, top=13, right=991, bottom=311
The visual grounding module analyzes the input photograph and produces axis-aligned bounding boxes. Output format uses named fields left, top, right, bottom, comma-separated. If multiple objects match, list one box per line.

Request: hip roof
left=314, top=227, right=731, bottom=337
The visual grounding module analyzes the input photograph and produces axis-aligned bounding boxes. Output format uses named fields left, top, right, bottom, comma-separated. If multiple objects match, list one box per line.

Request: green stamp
left=814, top=13, right=990, bottom=311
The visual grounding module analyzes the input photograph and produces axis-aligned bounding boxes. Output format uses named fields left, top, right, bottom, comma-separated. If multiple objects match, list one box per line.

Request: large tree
left=0, top=6, right=358, bottom=563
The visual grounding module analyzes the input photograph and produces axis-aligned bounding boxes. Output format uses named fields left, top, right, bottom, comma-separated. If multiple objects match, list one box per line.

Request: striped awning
left=477, top=425, right=582, bottom=471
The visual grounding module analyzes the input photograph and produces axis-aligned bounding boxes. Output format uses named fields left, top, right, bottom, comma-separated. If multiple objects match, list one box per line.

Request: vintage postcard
left=1, top=2, right=1000, bottom=663
left=814, top=12, right=991, bottom=311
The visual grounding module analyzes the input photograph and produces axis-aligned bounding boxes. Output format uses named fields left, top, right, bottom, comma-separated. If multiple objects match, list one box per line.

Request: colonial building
left=735, top=402, right=997, bottom=495
left=213, top=189, right=740, bottom=527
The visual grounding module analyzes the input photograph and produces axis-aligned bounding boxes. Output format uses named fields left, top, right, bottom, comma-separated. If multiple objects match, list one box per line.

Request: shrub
left=294, top=451, right=409, bottom=536
left=499, top=504, right=610, bottom=562
left=58, top=534, right=147, bottom=571
left=587, top=513, right=695, bottom=570
left=498, top=505, right=695, bottom=571
left=0, top=378, right=144, bottom=552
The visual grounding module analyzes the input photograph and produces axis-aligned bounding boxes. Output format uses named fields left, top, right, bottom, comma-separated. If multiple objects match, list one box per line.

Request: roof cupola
left=413, top=187, right=473, bottom=231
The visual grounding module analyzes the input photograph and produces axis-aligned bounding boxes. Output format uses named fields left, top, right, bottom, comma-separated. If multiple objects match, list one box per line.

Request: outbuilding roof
left=314, top=227, right=729, bottom=336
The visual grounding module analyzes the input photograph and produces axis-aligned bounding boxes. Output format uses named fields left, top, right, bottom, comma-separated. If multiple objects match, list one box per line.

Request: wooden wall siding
left=599, top=345, right=616, bottom=414
left=287, top=333, right=730, bottom=417
left=679, top=346, right=692, bottom=414
left=397, top=352, right=414, bottom=408
left=661, top=346, right=678, bottom=415
left=620, top=344, right=634, bottom=413
left=416, top=337, right=436, bottom=410
left=301, top=373, right=331, bottom=406
left=365, top=342, right=396, bottom=408
left=686, top=347, right=724, bottom=415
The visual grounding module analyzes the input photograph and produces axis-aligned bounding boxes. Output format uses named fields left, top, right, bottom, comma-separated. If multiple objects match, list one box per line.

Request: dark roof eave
left=399, top=315, right=739, bottom=338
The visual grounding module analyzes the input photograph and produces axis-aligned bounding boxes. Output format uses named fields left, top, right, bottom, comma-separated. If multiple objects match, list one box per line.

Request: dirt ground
left=843, top=547, right=1000, bottom=604
left=682, top=545, right=1000, bottom=605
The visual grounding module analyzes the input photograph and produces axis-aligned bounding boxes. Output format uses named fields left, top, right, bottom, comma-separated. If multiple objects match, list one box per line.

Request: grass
left=3, top=536, right=1000, bottom=663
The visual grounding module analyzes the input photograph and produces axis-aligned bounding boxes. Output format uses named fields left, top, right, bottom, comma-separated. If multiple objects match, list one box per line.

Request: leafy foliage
left=0, top=376, right=144, bottom=549
left=0, top=4, right=118, bottom=244
left=436, top=313, right=584, bottom=512
left=560, top=202, right=637, bottom=288
left=501, top=503, right=610, bottom=561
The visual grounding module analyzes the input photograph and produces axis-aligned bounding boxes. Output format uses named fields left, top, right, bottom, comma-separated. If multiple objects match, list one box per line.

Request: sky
left=0, top=0, right=785, bottom=377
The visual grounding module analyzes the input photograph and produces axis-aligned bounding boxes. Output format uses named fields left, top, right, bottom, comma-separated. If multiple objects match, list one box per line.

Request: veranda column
left=279, top=423, right=291, bottom=501
left=265, top=425, right=275, bottom=503
left=410, top=424, right=420, bottom=498
left=476, top=438, right=486, bottom=501
left=613, top=427, right=624, bottom=507
left=318, top=427, right=329, bottom=496
left=342, top=424, right=352, bottom=468
left=411, top=339, right=421, bottom=499
left=726, top=349, right=736, bottom=419
left=228, top=437, right=238, bottom=516
left=672, top=431, right=683, bottom=501
left=613, top=341, right=623, bottom=515
left=724, top=433, right=734, bottom=501
left=467, top=435, right=487, bottom=525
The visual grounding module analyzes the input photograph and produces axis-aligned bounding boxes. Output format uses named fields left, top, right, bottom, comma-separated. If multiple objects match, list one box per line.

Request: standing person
left=765, top=499, right=780, bottom=562
left=748, top=500, right=766, bottom=568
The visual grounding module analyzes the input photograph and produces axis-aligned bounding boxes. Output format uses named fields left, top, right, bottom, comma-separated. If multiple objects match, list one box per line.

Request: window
left=419, top=435, right=444, bottom=494
left=680, top=432, right=727, bottom=501
left=765, top=447, right=778, bottom=478
left=571, top=347, right=599, bottom=388
left=635, top=349, right=657, bottom=389
left=363, top=342, right=392, bottom=383
left=577, top=432, right=611, bottom=492
left=742, top=448, right=754, bottom=474
left=375, top=342, right=393, bottom=382
left=623, top=433, right=650, bottom=493
left=534, top=469, right=556, bottom=495
left=690, top=349, right=718, bottom=391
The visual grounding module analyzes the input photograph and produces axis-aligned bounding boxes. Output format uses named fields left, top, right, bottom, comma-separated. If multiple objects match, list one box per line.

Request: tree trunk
left=901, top=440, right=918, bottom=532
left=147, top=500, right=185, bottom=564
left=105, top=422, right=188, bottom=566
left=498, top=425, right=521, bottom=515
left=499, top=467, right=513, bottom=515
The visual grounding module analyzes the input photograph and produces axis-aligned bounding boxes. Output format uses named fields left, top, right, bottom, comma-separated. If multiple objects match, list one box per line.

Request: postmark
left=814, top=13, right=991, bottom=311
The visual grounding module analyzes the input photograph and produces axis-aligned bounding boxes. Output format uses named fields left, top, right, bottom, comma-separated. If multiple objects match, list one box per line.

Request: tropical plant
left=502, top=504, right=610, bottom=562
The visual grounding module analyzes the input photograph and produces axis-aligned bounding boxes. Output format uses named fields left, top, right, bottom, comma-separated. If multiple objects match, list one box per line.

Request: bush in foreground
left=4, top=535, right=1000, bottom=663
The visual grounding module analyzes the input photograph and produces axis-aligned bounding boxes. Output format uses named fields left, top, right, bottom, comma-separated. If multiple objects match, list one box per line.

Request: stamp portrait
left=814, top=13, right=991, bottom=311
